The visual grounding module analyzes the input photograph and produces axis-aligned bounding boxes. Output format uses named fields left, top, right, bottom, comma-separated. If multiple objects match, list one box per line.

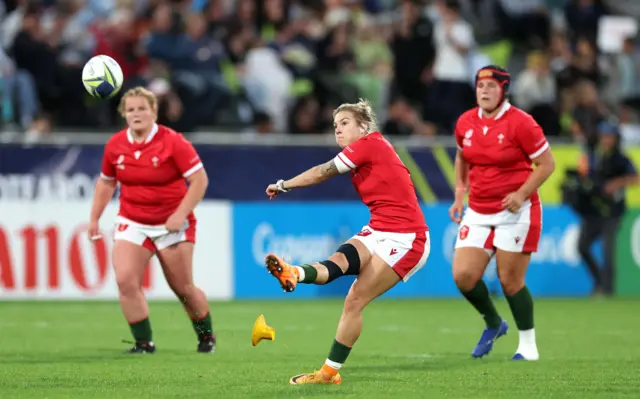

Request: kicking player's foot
left=472, top=319, right=508, bottom=358
left=289, top=370, right=342, bottom=385
left=265, top=254, right=299, bottom=293
left=126, top=341, right=156, bottom=354
left=197, top=335, right=216, bottom=353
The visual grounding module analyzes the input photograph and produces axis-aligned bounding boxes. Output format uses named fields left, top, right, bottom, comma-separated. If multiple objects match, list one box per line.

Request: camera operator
left=570, top=121, right=639, bottom=296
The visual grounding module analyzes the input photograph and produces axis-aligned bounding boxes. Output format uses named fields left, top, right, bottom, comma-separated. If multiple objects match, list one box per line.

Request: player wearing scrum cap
left=449, top=66, right=556, bottom=361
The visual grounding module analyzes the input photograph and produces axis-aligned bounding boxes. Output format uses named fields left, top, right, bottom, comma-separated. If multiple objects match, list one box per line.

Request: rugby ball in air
left=82, top=55, right=124, bottom=99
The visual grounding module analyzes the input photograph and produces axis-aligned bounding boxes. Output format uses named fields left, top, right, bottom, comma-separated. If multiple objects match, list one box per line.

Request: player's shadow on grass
left=348, top=353, right=508, bottom=373
left=265, top=386, right=356, bottom=397
left=0, top=348, right=190, bottom=364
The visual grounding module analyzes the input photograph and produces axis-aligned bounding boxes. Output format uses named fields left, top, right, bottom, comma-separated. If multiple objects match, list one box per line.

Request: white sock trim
left=324, top=359, right=342, bottom=370
left=294, top=266, right=304, bottom=282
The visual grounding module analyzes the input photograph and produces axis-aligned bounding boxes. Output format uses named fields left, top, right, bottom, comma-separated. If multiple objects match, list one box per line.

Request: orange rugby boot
left=289, top=370, right=342, bottom=385
left=265, top=254, right=299, bottom=293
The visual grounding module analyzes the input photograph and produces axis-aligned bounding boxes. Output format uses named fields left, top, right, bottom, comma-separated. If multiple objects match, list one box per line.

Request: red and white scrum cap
left=475, top=65, right=511, bottom=100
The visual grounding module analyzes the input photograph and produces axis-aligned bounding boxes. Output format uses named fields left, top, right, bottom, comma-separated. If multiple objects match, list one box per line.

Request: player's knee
left=322, top=244, right=361, bottom=283
left=498, top=273, right=524, bottom=296
left=167, top=279, right=195, bottom=298
left=115, top=271, right=142, bottom=296
left=331, top=244, right=360, bottom=276
left=500, top=280, right=525, bottom=296
left=452, top=267, right=482, bottom=291
left=320, top=260, right=345, bottom=283
left=343, top=289, right=367, bottom=314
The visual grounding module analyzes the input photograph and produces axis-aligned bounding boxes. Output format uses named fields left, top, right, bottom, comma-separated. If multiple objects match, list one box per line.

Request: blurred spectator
left=549, top=30, right=573, bottom=74
left=494, top=0, right=550, bottom=49
left=425, top=0, right=474, bottom=132
left=389, top=0, right=435, bottom=108
left=564, top=0, right=608, bottom=46
left=384, top=96, right=435, bottom=136
left=0, top=42, right=38, bottom=130
left=0, top=0, right=636, bottom=140
left=556, top=36, right=604, bottom=91
left=569, top=79, right=610, bottom=146
left=241, top=110, right=275, bottom=138
left=513, top=50, right=559, bottom=135
left=615, top=36, right=640, bottom=112
left=288, top=94, right=322, bottom=134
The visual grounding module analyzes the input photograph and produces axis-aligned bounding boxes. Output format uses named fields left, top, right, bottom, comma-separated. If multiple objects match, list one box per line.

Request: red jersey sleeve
left=100, top=143, right=116, bottom=181
left=333, top=137, right=372, bottom=173
left=516, top=113, right=549, bottom=159
left=172, top=133, right=204, bottom=178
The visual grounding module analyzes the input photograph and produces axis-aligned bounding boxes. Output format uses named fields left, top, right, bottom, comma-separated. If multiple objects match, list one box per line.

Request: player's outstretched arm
left=286, top=159, right=341, bottom=188
left=266, top=159, right=342, bottom=199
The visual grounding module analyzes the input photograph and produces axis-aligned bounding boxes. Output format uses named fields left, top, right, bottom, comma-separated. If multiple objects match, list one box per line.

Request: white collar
left=478, top=102, right=511, bottom=120
left=127, top=123, right=159, bottom=144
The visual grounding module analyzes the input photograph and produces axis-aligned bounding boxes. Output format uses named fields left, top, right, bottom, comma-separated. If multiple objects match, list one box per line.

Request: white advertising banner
left=0, top=201, right=233, bottom=300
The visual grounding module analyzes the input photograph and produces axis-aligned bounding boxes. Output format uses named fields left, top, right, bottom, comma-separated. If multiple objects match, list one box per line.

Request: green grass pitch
left=1, top=298, right=639, bottom=398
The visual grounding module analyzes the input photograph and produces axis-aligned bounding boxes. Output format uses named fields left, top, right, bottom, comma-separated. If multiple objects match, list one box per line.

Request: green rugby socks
left=505, top=286, right=534, bottom=330
left=129, top=317, right=153, bottom=343
left=461, top=280, right=502, bottom=329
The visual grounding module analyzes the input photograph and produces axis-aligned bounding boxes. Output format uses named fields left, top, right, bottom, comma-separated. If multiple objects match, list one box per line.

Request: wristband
left=276, top=179, right=290, bottom=192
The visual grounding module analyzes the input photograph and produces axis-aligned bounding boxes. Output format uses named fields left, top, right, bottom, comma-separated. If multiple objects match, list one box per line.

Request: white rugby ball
left=82, top=55, right=124, bottom=99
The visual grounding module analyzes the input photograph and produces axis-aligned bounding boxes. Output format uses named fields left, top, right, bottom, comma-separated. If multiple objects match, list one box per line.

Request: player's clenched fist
left=266, top=184, right=280, bottom=200
left=266, top=179, right=289, bottom=200
left=165, top=213, right=186, bottom=232
left=87, top=220, right=101, bottom=240
left=502, top=191, right=525, bottom=213
left=449, top=200, right=464, bottom=224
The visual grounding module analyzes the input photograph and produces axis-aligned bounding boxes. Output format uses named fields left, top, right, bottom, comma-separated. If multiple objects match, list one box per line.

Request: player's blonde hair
left=118, top=86, right=158, bottom=116
left=333, top=98, right=378, bottom=133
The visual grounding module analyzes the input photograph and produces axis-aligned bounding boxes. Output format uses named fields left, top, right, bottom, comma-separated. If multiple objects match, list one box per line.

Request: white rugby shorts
left=455, top=199, right=542, bottom=255
left=113, top=216, right=196, bottom=252
left=351, top=225, right=430, bottom=282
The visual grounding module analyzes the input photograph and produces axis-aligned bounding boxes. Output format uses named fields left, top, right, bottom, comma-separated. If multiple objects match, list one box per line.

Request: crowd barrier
left=0, top=141, right=638, bottom=299
left=1, top=143, right=639, bottom=205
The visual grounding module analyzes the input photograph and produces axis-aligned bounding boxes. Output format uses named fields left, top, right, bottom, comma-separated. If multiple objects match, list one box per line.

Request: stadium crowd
left=0, top=0, right=639, bottom=144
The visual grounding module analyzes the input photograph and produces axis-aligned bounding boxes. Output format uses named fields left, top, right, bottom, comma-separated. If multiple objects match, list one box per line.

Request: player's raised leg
left=265, top=238, right=371, bottom=292
left=290, top=231, right=429, bottom=384
left=112, top=239, right=156, bottom=353
left=290, top=255, right=400, bottom=385
left=496, top=250, right=539, bottom=361
left=453, top=224, right=508, bottom=358
left=157, top=241, right=216, bottom=353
